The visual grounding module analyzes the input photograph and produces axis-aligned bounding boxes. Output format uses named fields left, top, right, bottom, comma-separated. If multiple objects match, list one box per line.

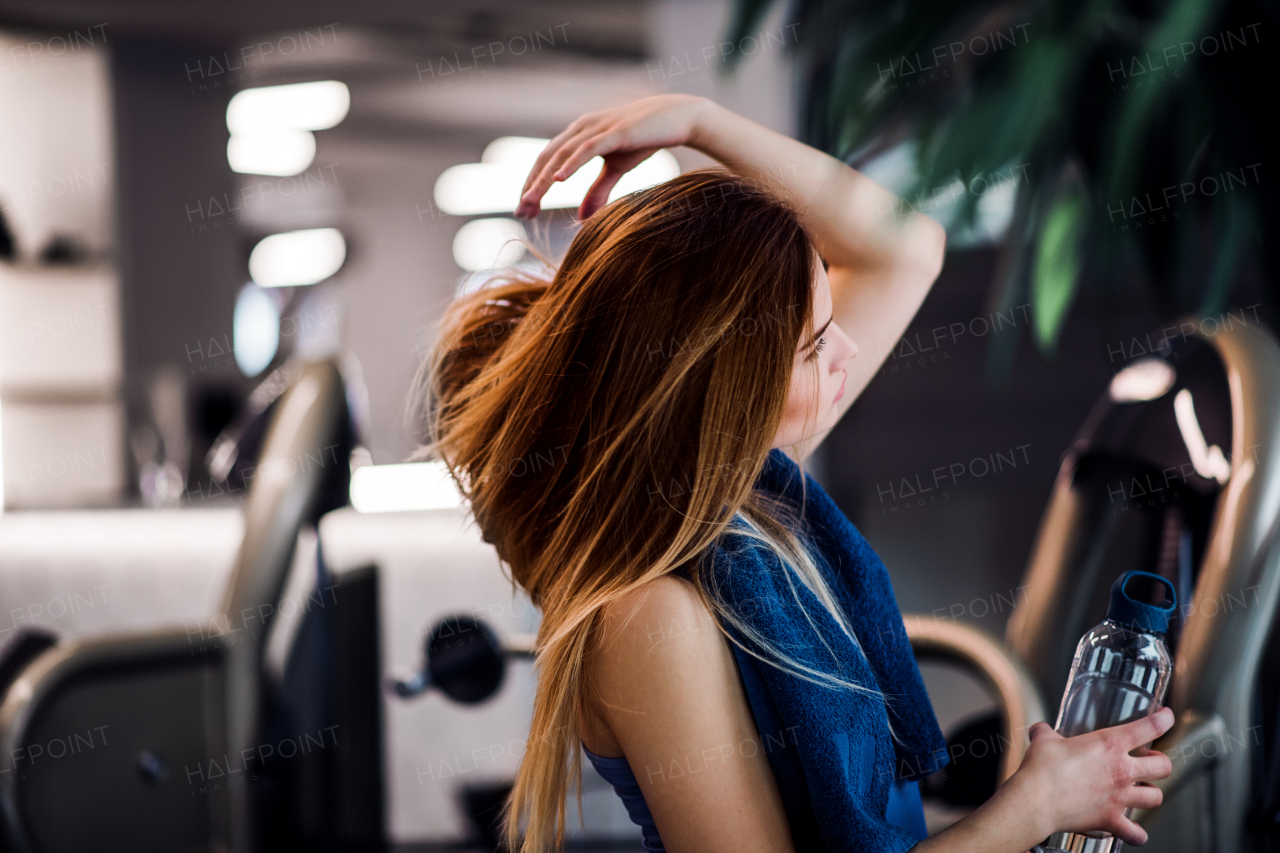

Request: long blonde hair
left=414, top=169, right=882, bottom=852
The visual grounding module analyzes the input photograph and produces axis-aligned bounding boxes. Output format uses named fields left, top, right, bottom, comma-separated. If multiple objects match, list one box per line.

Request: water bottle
left=1038, top=570, right=1176, bottom=853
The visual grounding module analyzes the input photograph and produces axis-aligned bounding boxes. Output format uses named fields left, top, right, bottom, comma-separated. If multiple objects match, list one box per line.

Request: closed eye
left=801, top=316, right=834, bottom=357
left=807, top=336, right=827, bottom=360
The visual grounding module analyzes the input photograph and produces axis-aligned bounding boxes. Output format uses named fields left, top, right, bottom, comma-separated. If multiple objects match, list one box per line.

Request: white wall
left=0, top=29, right=114, bottom=260
left=0, top=28, right=123, bottom=510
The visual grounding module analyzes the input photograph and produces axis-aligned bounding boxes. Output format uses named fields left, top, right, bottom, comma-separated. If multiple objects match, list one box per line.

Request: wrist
left=988, top=767, right=1056, bottom=846
left=916, top=774, right=1054, bottom=853
left=684, top=96, right=725, bottom=154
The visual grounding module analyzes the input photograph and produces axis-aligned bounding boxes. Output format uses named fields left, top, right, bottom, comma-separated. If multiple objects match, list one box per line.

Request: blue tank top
left=582, top=741, right=928, bottom=850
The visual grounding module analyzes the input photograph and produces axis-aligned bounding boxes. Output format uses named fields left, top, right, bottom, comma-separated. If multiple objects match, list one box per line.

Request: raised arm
left=684, top=99, right=946, bottom=439
left=515, top=94, right=947, bottom=455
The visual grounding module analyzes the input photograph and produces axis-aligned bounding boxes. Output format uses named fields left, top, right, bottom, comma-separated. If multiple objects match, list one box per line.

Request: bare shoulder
left=583, top=573, right=795, bottom=853
left=591, top=573, right=720, bottom=660
left=583, top=573, right=727, bottom=738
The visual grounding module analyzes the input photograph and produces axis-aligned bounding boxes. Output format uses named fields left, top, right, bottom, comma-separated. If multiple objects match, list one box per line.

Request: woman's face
left=771, top=253, right=858, bottom=450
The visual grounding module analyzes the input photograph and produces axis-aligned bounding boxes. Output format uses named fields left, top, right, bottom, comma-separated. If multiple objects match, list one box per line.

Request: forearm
left=910, top=780, right=1049, bottom=853
left=685, top=99, right=938, bottom=273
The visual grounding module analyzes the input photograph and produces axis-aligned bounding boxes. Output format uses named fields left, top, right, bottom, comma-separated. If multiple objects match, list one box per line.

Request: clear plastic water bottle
left=1038, top=570, right=1176, bottom=853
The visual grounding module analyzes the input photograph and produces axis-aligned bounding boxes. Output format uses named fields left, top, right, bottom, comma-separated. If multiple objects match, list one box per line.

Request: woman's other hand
left=1005, top=707, right=1176, bottom=845
left=917, top=706, right=1175, bottom=852
left=515, top=94, right=710, bottom=221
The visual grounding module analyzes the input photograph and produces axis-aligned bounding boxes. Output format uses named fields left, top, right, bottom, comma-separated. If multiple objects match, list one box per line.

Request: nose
left=840, top=333, right=858, bottom=364
left=832, top=342, right=856, bottom=380
left=831, top=324, right=857, bottom=369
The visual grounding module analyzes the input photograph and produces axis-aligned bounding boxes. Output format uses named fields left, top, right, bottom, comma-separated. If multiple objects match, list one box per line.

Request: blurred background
left=0, top=0, right=1275, bottom=849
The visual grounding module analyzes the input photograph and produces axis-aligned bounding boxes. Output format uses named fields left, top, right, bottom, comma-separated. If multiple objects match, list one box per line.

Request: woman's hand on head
left=515, top=94, right=712, bottom=221
left=1002, top=707, right=1175, bottom=845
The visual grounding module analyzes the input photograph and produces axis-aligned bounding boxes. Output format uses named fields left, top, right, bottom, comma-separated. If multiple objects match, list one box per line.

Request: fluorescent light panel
left=452, top=217, right=527, bottom=271
left=228, top=129, right=316, bottom=176
left=350, top=461, right=463, bottom=513
left=226, top=81, right=349, bottom=176
left=227, top=80, right=350, bottom=133
left=249, top=228, right=346, bottom=288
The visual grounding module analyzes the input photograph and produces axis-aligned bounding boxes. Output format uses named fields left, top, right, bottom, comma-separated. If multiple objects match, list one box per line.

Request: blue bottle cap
left=1107, top=571, right=1177, bottom=634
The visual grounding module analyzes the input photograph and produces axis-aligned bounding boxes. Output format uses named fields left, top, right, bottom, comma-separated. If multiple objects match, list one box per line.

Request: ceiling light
left=226, top=81, right=348, bottom=176
left=481, top=136, right=551, bottom=165
left=227, top=129, right=316, bottom=176
left=226, top=80, right=350, bottom=134
left=350, top=461, right=463, bottom=512
left=249, top=228, right=346, bottom=287
left=452, top=218, right=527, bottom=271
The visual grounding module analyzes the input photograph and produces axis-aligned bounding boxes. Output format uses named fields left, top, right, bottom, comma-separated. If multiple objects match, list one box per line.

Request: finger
left=1110, top=815, right=1149, bottom=847
left=517, top=127, right=598, bottom=216
left=516, top=137, right=565, bottom=213
left=1129, top=751, right=1173, bottom=782
left=1116, top=707, right=1174, bottom=750
left=1125, top=782, right=1163, bottom=811
left=523, top=130, right=618, bottom=218
left=578, top=166, right=625, bottom=220
left=1027, top=721, right=1057, bottom=742
left=553, top=131, right=622, bottom=186
left=517, top=138, right=585, bottom=216
left=519, top=121, right=587, bottom=199
left=578, top=149, right=657, bottom=219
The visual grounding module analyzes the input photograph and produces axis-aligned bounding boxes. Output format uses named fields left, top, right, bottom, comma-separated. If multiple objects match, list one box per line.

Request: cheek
left=774, top=361, right=830, bottom=446
left=784, top=362, right=817, bottom=417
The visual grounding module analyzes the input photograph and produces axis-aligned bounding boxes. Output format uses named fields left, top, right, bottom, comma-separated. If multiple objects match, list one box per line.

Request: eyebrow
left=800, top=315, right=834, bottom=352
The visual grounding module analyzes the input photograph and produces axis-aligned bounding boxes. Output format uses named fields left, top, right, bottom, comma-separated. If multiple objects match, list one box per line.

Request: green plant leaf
left=735, top=0, right=1267, bottom=375
left=1032, top=189, right=1087, bottom=355
left=1104, top=0, right=1226, bottom=198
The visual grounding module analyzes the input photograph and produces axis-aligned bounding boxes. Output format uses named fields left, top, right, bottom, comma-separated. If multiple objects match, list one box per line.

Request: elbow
left=889, top=213, right=946, bottom=290
left=917, top=216, right=947, bottom=284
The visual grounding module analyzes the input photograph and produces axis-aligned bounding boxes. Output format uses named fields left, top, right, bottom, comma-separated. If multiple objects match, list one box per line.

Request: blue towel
left=884, top=776, right=929, bottom=842
left=674, top=448, right=949, bottom=852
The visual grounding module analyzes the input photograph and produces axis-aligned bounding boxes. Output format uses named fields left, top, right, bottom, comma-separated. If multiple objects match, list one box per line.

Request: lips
left=834, top=374, right=847, bottom=403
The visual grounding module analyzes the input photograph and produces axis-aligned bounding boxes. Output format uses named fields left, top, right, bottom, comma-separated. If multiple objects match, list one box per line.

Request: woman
left=418, top=94, right=1173, bottom=853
